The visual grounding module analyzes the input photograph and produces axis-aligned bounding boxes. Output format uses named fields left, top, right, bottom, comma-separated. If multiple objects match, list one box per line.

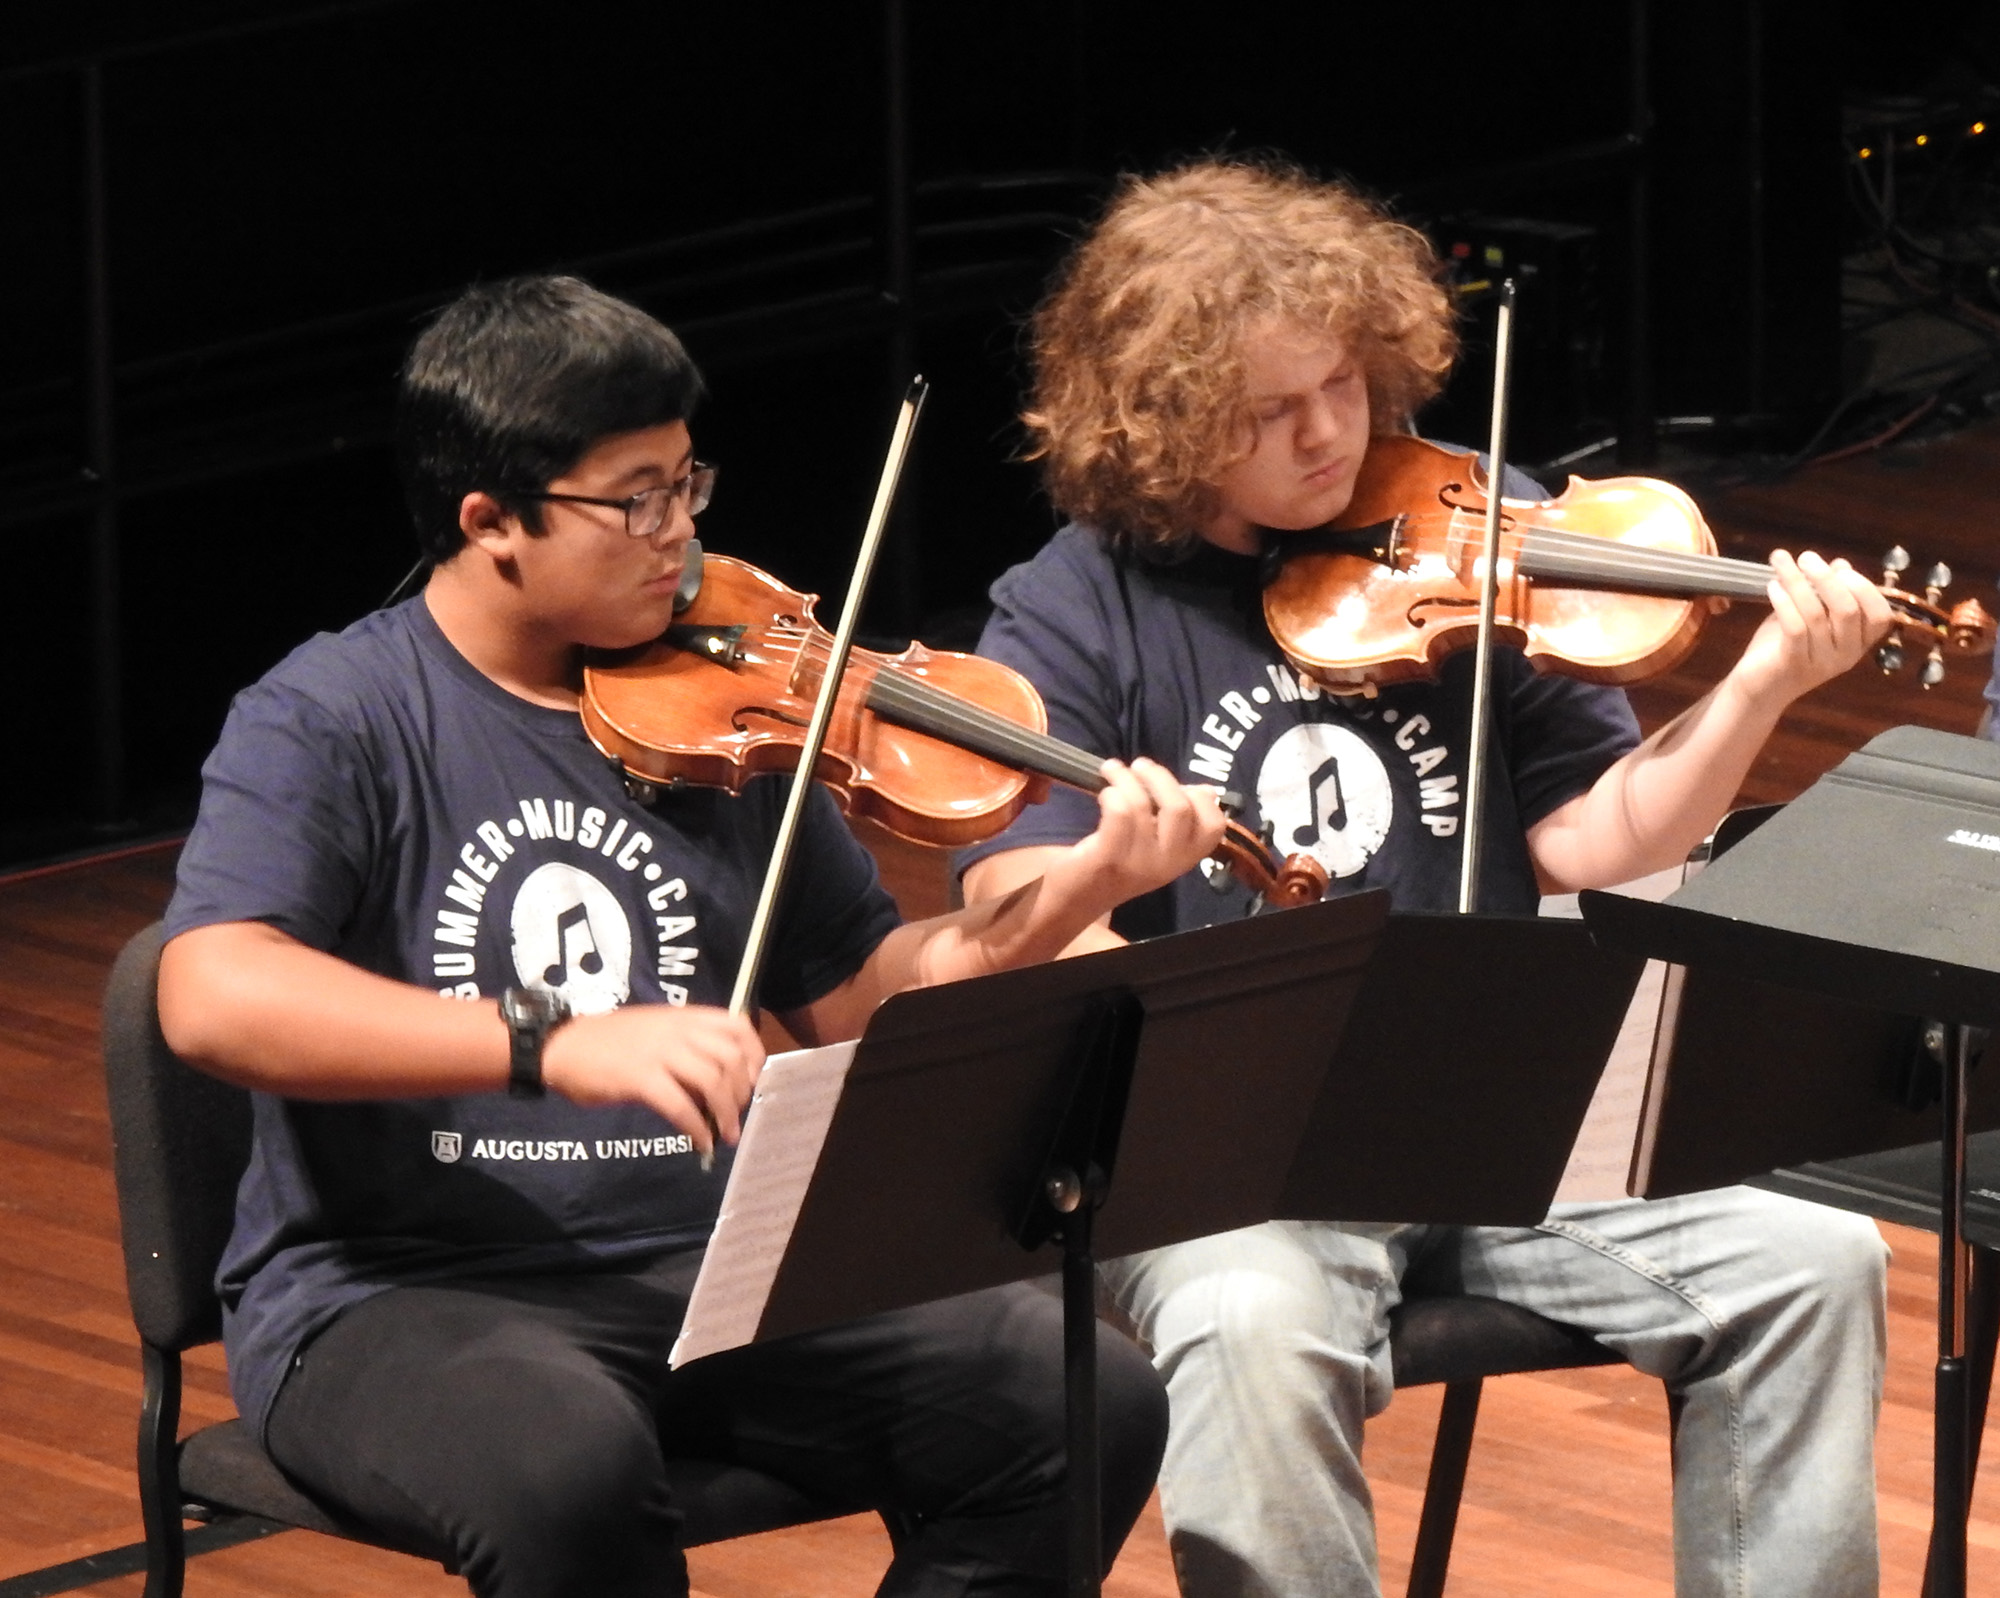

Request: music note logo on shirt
left=543, top=902, right=607, bottom=985
left=510, top=863, right=633, bottom=1015
left=1293, top=754, right=1348, bottom=847
left=1255, top=723, right=1394, bottom=880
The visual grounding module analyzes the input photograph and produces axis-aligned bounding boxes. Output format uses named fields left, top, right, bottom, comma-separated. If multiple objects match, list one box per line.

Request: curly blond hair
left=1024, top=159, right=1457, bottom=557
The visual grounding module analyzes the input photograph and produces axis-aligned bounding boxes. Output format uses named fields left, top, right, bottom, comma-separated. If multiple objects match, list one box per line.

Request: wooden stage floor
left=6, top=423, right=2000, bottom=1595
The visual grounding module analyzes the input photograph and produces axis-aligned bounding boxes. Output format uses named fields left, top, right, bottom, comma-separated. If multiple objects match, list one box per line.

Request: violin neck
left=862, top=668, right=1109, bottom=793
left=1513, top=528, right=1774, bottom=603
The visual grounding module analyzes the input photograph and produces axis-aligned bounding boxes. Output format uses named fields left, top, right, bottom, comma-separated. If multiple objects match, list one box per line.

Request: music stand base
left=1063, top=1212, right=1102, bottom=1598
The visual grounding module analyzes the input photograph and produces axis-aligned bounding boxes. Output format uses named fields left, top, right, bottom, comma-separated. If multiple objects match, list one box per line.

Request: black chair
left=103, top=921, right=870, bottom=1598
left=1389, top=1293, right=1630, bottom=1598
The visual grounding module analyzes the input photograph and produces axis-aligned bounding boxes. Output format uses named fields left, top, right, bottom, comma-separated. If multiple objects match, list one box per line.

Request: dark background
left=3, top=0, right=1996, bottom=865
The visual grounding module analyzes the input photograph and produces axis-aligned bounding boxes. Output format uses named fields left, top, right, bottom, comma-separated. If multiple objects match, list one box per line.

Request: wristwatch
left=499, top=986, right=571, bottom=1099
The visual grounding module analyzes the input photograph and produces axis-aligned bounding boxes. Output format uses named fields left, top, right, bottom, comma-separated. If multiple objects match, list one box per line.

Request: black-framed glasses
left=519, top=462, right=717, bottom=539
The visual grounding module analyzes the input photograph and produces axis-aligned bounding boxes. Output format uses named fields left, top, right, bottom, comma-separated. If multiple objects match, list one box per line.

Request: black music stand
left=712, top=890, right=1390, bottom=1598
left=676, top=898, right=1645, bottom=1595
left=1619, top=959, right=2000, bottom=1203
left=1579, top=724, right=2000, bottom=1598
left=1277, top=912, right=1646, bottom=1225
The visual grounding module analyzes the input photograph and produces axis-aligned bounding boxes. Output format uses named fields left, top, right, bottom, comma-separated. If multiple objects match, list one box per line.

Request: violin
left=581, top=551, right=1330, bottom=909
left=1263, top=435, right=1995, bottom=693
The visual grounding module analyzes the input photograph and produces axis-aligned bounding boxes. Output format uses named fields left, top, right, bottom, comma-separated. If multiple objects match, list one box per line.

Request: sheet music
left=670, top=1038, right=857, bottom=1367
left=1544, top=865, right=1683, bottom=1204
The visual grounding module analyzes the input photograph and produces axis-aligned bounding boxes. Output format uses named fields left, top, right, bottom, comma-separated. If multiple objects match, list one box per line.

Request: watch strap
left=500, top=987, right=568, bottom=1099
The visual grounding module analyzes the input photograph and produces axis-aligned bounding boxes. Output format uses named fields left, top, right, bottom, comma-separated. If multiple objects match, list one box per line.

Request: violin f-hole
left=1407, top=596, right=1477, bottom=627
left=732, top=704, right=810, bottom=734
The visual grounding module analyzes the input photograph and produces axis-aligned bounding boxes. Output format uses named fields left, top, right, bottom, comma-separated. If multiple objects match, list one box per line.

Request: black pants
left=265, top=1250, right=1166, bottom=1597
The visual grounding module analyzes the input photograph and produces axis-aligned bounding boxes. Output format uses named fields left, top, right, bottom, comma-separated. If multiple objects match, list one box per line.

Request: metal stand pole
left=1925, top=1243, right=2000, bottom=1598
left=880, top=0, right=920, bottom=636
left=1742, top=0, right=1767, bottom=422
left=1062, top=1205, right=1101, bottom=1598
left=1930, top=1021, right=1974, bottom=1598
left=1619, top=0, right=1657, bottom=469
left=1016, top=992, right=1143, bottom=1598
left=82, top=58, right=125, bottom=827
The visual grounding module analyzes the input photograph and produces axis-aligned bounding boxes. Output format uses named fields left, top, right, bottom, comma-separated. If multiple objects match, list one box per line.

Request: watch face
left=506, top=987, right=566, bottom=1029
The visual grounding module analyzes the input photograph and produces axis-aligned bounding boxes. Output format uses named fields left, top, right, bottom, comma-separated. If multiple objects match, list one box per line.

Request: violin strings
left=1374, top=511, right=1938, bottom=624
left=770, top=628, right=1106, bottom=790
left=1513, top=526, right=1771, bottom=594
left=869, top=671, right=1107, bottom=789
left=1389, top=509, right=1788, bottom=599
left=1512, top=531, right=1774, bottom=599
left=1390, top=508, right=1772, bottom=591
left=1507, top=523, right=1935, bottom=621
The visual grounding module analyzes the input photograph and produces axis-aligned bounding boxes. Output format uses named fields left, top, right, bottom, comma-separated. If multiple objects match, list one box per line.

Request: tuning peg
left=1929, top=562, right=1952, bottom=590
left=1884, top=546, right=1912, bottom=580
left=1872, top=624, right=1904, bottom=676
left=1922, top=646, right=1946, bottom=688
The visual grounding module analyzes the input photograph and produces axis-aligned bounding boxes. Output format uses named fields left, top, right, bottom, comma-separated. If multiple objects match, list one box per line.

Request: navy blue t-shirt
left=957, top=524, right=1641, bottom=929
left=166, top=597, right=900, bottom=1437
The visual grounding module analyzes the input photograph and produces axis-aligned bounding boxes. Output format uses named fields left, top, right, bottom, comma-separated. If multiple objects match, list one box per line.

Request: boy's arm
left=160, top=758, right=1217, bottom=1141
left=957, top=847, right=1129, bottom=955
left=158, top=922, right=762, bottom=1157
left=1527, top=550, right=1894, bottom=893
left=781, top=758, right=1214, bottom=1045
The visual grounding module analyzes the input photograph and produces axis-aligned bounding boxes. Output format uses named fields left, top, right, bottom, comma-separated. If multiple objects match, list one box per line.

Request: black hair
left=396, top=274, right=706, bottom=563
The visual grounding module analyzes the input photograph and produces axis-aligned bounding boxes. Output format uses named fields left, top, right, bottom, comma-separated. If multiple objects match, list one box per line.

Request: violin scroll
left=1256, top=849, right=1332, bottom=910
left=1950, top=599, right=1996, bottom=655
left=1873, top=547, right=1996, bottom=687
left=1202, top=820, right=1331, bottom=909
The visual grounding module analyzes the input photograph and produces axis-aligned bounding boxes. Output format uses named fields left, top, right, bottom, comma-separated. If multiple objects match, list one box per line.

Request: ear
left=459, top=490, right=522, bottom=559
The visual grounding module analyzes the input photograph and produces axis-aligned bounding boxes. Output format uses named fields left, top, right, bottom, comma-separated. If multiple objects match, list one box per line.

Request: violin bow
left=1459, top=278, right=1518, bottom=916
left=720, top=376, right=930, bottom=1116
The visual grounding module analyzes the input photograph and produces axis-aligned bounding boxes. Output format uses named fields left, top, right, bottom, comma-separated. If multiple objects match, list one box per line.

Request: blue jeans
left=1100, top=1188, right=1887, bottom=1598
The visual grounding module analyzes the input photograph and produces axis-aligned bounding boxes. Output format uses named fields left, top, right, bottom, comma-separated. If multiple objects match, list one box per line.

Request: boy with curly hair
left=961, top=160, right=1893, bottom=1598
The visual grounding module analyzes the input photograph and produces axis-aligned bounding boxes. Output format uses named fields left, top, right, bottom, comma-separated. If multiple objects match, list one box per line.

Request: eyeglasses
left=519, top=462, right=717, bottom=540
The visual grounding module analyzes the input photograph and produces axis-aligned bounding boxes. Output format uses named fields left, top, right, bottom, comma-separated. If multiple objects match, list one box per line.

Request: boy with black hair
left=158, top=273, right=1221, bottom=1598
left=960, top=163, right=1895, bottom=1598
